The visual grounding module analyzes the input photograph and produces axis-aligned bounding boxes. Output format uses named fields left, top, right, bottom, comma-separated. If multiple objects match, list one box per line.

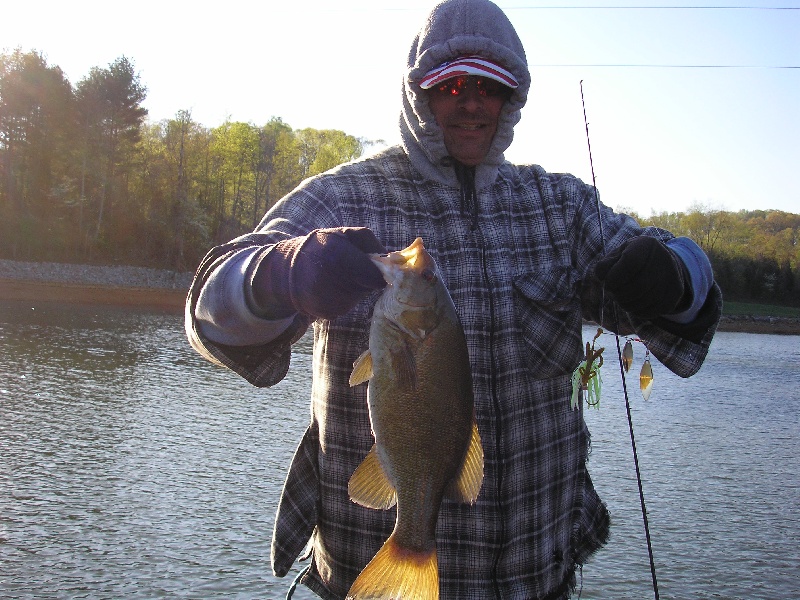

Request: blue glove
left=594, top=236, right=691, bottom=319
left=249, top=227, right=386, bottom=320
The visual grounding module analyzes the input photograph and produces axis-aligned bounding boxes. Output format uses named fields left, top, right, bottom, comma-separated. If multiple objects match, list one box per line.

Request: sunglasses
left=430, top=76, right=512, bottom=99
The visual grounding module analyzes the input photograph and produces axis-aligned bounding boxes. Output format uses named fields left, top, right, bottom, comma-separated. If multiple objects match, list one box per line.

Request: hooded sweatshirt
left=399, top=0, right=530, bottom=191
left=186, top=1, right=720, bottom=598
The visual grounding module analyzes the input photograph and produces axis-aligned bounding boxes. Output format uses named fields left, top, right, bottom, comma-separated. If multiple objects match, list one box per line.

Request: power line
left=502, top=5, right=800, bottom=9
left=530, top=63, right=800, bottom=68
left=332, top=4, right=800, bottom=11
left=505, top=5, right=800, bottom=71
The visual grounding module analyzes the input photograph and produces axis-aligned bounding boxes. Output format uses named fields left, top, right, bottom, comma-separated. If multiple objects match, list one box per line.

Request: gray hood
left=400, top=0, right=531, bottom=190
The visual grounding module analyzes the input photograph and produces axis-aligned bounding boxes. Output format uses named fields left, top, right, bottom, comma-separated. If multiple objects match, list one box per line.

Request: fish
left=347, top=237, right=484, bottom=600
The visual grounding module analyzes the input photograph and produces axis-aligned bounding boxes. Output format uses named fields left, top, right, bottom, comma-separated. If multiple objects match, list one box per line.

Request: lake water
left=1, top=301, right=798, bottom=599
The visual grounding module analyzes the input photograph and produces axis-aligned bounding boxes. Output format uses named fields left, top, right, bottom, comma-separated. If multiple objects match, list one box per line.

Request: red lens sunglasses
left=431, top=76, right=512, bottom=98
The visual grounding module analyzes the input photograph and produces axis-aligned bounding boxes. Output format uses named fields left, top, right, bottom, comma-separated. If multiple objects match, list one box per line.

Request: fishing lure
left=621, top=336, right=655, bottom=400
left=640, top=349, right=654, bottom=401
left=571, top=327, right=605, bottom=409
left=622, top=339, right=634, bottom=373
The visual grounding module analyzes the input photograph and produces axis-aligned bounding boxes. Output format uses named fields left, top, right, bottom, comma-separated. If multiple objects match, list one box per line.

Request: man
left=186, top=0, right=720, bottom=598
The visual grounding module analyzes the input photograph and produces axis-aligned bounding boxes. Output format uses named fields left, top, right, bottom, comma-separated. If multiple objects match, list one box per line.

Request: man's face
left=426, top=76, right=511, bottom=167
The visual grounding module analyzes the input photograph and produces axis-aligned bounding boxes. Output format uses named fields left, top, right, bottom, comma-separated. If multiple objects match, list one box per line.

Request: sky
left=3, top=0, right=798, bottom=217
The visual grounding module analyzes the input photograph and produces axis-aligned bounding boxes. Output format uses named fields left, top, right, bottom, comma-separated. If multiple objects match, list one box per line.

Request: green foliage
left=638, top=204, right=800, bottom=307
left=0, top=49, right=75, bottom=258
left=0, top=50, right=367, bottom=271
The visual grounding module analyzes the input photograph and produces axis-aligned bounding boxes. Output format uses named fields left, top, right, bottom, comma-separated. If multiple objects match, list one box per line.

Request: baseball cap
left=418, top=55, right=519, bottom=90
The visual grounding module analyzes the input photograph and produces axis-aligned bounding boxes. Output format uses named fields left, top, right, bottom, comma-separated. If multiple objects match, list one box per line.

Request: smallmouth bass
left=347, top=237, right=483, bottom=600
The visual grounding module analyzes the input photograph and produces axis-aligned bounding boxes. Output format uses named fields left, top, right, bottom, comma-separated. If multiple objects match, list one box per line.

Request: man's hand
left=594, top=236, right=691, bottom=319
left=251, top=227, right=387, bottom=320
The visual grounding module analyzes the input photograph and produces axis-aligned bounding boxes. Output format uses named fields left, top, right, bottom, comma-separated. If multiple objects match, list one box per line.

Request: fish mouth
left=370, top=254, right=400, bottom=285
left=370, top=237, right=428, bottom=284
left=370, top=257, right=426, bottom=307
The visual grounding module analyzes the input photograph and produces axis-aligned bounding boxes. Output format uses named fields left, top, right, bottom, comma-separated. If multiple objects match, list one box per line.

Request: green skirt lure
left=571, top=328, right=604, bottom=409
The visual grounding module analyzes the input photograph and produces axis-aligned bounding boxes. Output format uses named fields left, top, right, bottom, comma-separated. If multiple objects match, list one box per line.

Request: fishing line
left=580, top=80, right=660, bottom=600
left=286, top=563, right=311, bottom=599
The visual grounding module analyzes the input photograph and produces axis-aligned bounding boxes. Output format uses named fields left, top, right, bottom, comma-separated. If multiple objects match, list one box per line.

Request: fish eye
left=421, top=269, right=437, bottom=283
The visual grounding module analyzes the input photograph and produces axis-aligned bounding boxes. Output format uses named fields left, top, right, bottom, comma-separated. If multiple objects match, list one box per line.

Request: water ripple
left=1, top=303, right=797, bottom=599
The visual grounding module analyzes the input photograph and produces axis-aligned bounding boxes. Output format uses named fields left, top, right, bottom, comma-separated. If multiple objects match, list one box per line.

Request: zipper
left=476, top=230, right=505, bottom=600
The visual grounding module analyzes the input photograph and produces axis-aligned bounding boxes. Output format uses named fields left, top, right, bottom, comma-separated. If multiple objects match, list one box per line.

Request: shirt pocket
left=512, top=266, right=584, bottom=379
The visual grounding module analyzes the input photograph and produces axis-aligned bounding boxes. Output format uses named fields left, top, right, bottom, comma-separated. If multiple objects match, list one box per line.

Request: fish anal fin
left=348, top=445, right=397, bottom=509
left=346, top=534, right=438, bottom=600
left=445, top=420, right=484, bottom=504
left=350, top=350, right=374, bottom=387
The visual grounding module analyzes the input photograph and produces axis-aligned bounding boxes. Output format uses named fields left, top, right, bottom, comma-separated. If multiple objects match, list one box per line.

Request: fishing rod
left=579, top=80, right=660, bottom=600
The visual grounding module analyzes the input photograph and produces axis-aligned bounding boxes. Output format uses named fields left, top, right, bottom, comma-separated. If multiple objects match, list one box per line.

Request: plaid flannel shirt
left=186, top=146, right=720, bottom=599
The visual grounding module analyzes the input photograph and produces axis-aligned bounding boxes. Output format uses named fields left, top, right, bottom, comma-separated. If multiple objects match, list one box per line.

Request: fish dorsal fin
left=348, top=445, right=398, bottom=509
left=349, top=350, right=374, bottom=387
left=445, top=420, right=484, bottom=504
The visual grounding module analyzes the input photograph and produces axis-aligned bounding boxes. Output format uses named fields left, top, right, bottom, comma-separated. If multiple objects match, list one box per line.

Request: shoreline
left=0, top=259, right=192, bottom=315
left=2, top=277, right=799, bottom=335
left=715, top=314, right=800, bottom=335
left=0, top=278, right=187, bottom=314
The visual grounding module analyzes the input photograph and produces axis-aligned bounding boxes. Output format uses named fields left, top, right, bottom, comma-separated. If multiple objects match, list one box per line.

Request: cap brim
left=419, top=56, right=519, bottom=90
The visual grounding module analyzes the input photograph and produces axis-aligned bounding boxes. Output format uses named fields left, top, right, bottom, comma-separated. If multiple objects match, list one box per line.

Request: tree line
left=636, top=207, right=799, bottom=306
left=1, top=50, right=797, bottom=306
left=1, top=49, right=368, bottom=271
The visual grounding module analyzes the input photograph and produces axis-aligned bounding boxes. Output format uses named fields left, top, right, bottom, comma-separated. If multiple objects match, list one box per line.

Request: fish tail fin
left=346, top=535, right=438, bottom=600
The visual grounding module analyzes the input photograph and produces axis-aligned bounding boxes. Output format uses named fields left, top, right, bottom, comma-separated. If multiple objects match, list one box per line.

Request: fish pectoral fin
left=349, top=350, right=374, bottom=387
left=391, top=344, right=418, bottom=390
left=348, top=445, right=397, bottom=509
left=445, top=421, right=484, bottom=504
left=346, top=534, right=438, bottom=600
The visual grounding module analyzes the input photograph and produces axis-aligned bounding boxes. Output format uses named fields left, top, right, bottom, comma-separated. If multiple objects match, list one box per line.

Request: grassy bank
left=717, top=301, right=800, bottom=335
left=723, top=301, right=800, bottom=319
